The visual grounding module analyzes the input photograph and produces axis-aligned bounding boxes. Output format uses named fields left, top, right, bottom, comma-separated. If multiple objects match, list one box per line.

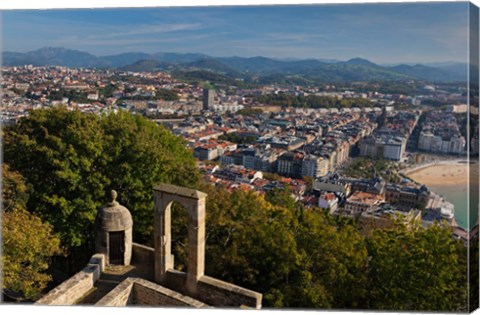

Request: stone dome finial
left=110, top=190, right=119, bottom=206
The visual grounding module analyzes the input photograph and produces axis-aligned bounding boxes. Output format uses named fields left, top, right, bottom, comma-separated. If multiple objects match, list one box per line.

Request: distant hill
left=217, top=57, right=328, bottom=75
left=99, top=52, right=153, bottom=67
left=423, top=62, right=468, bottom=79
left=304, top=63, right=408, bottom=82
left=388, top=64, right=462, bottom=82
left=118, top=59, right=172, bottom=72
left=151, top=52, right=209, bottom=64
left=3, top=47, right=104, bottom=68
left=2, top=47, right=468, bottom=83
left=3, top=48, right=209, bottom=69
left=183, top=58, right=240, bottom=75
left=342, top=57, right=381, bottom=67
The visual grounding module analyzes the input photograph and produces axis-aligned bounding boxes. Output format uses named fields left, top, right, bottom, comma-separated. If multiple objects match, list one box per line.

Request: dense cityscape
left=2, top=64, right=477, bottom=239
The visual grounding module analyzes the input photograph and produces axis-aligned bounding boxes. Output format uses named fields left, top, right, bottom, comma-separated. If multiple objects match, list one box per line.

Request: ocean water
left=427, top=182, right=478, bottom=230
left=407, top=162, right=479, bottom=231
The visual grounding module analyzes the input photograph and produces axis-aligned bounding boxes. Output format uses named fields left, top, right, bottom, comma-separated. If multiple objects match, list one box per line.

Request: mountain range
left=2, top=47, right=468, bottom=83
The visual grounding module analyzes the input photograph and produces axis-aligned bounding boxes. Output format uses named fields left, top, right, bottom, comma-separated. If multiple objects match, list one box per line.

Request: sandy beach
left=404, top=160, right=479, bottom=229
left=404, top=160, right=477, bottom=187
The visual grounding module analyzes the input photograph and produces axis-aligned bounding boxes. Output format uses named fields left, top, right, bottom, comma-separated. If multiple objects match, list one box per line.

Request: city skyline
left=2, top=2, right=470, bottom=64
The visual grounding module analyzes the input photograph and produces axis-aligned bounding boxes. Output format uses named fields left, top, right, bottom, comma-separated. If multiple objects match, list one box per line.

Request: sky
left=1, top=2, right=472, bottom=64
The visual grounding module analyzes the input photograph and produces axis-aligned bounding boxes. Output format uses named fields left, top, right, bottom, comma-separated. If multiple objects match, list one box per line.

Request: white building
left=301, top=155, right=329, bottom=178
left=318, top=192, right=339, bottom=214
left=418, top=132, right=465, bottom=154
left=383, top=137, right=406, bottom=161
left=359, top=136, right=406, bottom=161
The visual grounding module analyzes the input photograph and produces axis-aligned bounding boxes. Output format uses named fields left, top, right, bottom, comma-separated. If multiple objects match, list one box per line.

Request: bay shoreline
left=402, top=159, right=478, bottom=229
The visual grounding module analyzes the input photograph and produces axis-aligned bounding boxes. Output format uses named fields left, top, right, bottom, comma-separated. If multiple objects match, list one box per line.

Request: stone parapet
left=132, top=242, right=155, bottom=266
left=95, top=278, right=135, bottom=306
left=133, top=278, right=207, bottom=307
left=197, top=275, right=262, bottom=309
left=35, top=254, right=105, bottom=305
left=163, top=270, right=262, bottom=309
left=95, top=277, right=207, bottom=307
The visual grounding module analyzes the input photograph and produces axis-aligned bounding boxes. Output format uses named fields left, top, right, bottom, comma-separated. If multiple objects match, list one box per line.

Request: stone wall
left=95, top=277, right=206, bottom=307
left=165, top=269, right=189, bottom=295
left=35, top=254, right=105, bottom=305
left=131, top=242, right=155, bottom=279
left=197, top=275, right=262, bottom=309
left=95, top=277, right=134, bottom=306
left=132, top=242, right=155, bottom=265
left=133, top=243, right=262, bottom=309
left=164, top=270, right=261, bottom=309
left=133, top=278, right=206, bottom=307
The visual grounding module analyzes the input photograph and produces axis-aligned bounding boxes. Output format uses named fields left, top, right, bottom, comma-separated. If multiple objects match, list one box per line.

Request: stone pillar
left=124, top=226, right=133, bottom=266
left=186, top=197, right=206, bottom=295
left=154, top=192, right=174, bottom=284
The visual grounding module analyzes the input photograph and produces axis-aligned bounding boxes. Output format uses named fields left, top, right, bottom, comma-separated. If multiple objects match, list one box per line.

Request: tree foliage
left=198, top=185, right=370, bottom=308
left=201, top=185, right=303, bottom=307
left=365, top=222, right=467, bottom=311
left=2, top=164, right=62, bottom=301
left=2, top=164, right=29, bottom=213
left=3, top=107, right=199, bottom=271
left=218, top=133, right=257, bottom=144
left=251, top=93, right=372, bottom=109
left=48, top=89, right=91, bottom=103
left=119, top=88, right=179, bottom=101
left=235, top=108, right=263, bottom=116
left=170, top=183, right=467, bottom=310
left=344, top=157, right=401, bottom=183
left=469, top=237, right=479, bottom=311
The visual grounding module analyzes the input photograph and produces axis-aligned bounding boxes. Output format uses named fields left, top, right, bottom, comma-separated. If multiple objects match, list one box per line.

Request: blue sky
left=2, top=2, right=470, bottom=63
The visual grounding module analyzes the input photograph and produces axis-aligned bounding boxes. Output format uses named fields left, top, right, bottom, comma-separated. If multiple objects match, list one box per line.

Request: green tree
left=201, top=186, right=301, bottom=307
left=262, top=172, right=284, bottom=181
left=194, top=182, right=465, bottom=310
left=3, top=107, right=199, bottom=272
left=469, top=236, right=479, bottom=311
left=251, top=94, right=372, bottom=109
left=2, top=164, right=62, bottom=301
left=236, top=108, right=263, bottom=116
left=366, top=222, right=467, bottom=311
left=302, top=176, right=314, bottom=192
left=3, top=108, right=108, bottom=267
left=100, top=110, right=199, bottom=244
left=197, top=184, right=369, bottom=308
left=265, top=186, right=296, bottom=212
left=292, top=208, right=369, bottom=308
left=2, top=164, right=29, bottom=212
left=97, top=83, right=116, bottom=99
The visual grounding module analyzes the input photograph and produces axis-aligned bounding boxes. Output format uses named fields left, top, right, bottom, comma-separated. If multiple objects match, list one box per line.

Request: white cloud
left=84, top=23, right=203, bottom=40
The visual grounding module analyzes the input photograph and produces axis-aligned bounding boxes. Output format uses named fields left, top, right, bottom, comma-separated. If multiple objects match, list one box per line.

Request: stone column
left=186, top=197, right=206, bottom=295
left=124, top=226, right=133, bottom=266
left=154, top=192, right=174, bottom=284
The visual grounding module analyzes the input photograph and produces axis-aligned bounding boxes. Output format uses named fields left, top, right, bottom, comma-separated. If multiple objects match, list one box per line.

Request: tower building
left=203, top=88, right=215, bottom=110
